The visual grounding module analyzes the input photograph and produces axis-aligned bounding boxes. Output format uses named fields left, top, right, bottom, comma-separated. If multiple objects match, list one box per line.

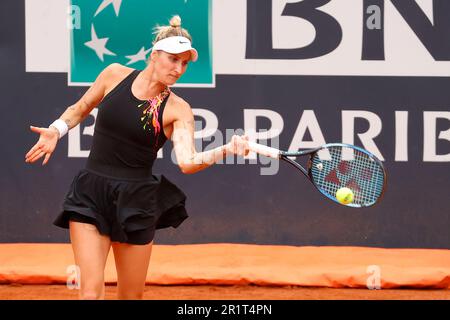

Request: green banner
left=70, top=0, right=212, bottom=86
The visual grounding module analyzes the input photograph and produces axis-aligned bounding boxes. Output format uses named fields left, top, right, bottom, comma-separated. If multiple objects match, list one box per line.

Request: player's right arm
left=57, top=63, right=120, bottom=130
left=25, top=63, right=120, bottom=165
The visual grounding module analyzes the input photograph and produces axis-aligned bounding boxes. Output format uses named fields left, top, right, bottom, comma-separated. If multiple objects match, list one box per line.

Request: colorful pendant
left=138, top=87, right=171, bottom=136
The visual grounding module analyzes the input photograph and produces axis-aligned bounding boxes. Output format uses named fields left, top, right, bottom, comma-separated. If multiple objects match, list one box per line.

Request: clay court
left=1, top=244, right=449, bottom=300
left=1, top=284, right=449, bottom=300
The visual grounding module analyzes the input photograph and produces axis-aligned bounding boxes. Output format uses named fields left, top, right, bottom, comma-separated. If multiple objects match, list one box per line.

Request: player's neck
left=139, top=65, right=167, bottom=97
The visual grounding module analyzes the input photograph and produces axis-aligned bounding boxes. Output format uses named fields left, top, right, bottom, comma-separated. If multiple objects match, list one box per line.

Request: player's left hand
left=226, top=135, right=250, bottom=157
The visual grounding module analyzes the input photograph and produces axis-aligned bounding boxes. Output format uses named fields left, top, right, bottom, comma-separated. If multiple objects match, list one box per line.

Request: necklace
left=137, top=86, right=171, bottom=136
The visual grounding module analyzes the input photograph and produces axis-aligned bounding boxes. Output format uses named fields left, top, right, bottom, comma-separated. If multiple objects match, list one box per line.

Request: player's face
left=154, top=51, right=190, bottom=85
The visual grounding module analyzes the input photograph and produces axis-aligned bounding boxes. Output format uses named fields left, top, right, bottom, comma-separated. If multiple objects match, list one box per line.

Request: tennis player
left=25, top=15, right=249, bottom=300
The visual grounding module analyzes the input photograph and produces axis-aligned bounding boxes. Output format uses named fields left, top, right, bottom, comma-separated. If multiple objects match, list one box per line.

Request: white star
left=125, top=47, right=152, bottom=65
left=94, top=0, right=122, bottom=17
left=84, top=25, right=116, bottom=62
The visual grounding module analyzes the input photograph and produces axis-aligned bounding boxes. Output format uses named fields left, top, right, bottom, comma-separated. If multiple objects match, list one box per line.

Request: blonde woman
left=25, top=16, right=249, bottom=300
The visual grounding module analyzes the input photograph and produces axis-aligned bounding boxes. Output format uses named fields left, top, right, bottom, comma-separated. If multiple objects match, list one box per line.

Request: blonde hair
left=152, top=15, right=192, bottom=44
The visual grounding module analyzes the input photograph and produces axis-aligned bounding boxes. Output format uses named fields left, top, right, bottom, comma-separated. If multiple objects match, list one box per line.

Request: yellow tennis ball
left=336, top=187, right=354, bottom=204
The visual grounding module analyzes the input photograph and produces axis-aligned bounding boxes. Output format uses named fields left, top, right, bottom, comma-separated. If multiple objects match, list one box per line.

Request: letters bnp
left=246, top=0, right=450, bottom=61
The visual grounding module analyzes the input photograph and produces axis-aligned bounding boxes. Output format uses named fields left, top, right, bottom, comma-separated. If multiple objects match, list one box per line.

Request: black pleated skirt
left=53, top=169, right=188, bottom=245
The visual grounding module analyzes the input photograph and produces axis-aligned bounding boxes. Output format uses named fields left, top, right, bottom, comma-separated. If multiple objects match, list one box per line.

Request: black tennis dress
left=53, top=69, right=188, bottom=245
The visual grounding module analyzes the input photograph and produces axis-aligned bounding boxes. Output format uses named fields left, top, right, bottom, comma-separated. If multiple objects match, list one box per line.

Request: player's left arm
left=170, top=100, right=248, bottom=174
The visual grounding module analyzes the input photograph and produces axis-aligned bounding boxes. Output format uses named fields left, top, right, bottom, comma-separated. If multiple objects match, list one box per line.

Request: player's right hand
left=25, top=126, right=59, bottom=165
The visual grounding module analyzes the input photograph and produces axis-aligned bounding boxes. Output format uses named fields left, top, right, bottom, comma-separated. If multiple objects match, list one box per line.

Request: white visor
left=152, top=36, right=198, bottom=62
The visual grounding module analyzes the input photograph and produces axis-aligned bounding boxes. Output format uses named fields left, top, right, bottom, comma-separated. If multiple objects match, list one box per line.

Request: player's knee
left=118, top=290, right=144, bottom=300
left=79, top=288, right=104, bottom=300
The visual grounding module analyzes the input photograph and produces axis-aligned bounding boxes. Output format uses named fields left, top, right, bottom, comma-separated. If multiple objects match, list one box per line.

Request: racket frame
left=279, top=143, right=387, bottom=207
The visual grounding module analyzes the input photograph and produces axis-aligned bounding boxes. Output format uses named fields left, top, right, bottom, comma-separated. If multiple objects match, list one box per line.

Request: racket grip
left=248, top=142, right=281, bottom=159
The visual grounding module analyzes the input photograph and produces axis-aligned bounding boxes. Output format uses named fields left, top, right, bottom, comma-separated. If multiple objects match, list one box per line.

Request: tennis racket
left=248, top=142, right=387, bottom=208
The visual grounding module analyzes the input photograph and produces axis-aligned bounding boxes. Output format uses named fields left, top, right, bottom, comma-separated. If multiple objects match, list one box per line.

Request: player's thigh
left=69, top=220, right=111, bottom=286
left=112, top=241, right=153, bottom=288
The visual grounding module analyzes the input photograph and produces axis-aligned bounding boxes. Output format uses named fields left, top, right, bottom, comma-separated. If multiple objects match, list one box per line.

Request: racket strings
left=310, top=146, right=385, bottom=207
left=351, top=151, right=382, bottom=204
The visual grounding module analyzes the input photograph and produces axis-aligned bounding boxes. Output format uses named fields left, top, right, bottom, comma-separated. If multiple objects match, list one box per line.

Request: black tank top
left=86, top=69, right=170, bottom=179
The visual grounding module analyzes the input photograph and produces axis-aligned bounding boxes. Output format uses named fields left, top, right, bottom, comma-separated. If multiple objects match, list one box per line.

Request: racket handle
left=248, top=142, right=281, bottom=159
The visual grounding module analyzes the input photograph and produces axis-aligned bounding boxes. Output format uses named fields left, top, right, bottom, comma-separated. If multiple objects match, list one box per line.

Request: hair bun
left=170, top=15, right=182, bottom=28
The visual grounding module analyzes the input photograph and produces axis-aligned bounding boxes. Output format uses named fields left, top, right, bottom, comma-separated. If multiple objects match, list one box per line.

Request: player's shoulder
left=166, top=91, right=193, bottom=122
left=97, top=63, right=135, bottom=90
left=168, top=91, right=192, bottom=113
left=102, top=63, right=134, bottom=78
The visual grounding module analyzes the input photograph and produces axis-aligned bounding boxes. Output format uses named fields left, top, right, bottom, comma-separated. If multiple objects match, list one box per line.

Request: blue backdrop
left=1, top=0, right=449, bottom=248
